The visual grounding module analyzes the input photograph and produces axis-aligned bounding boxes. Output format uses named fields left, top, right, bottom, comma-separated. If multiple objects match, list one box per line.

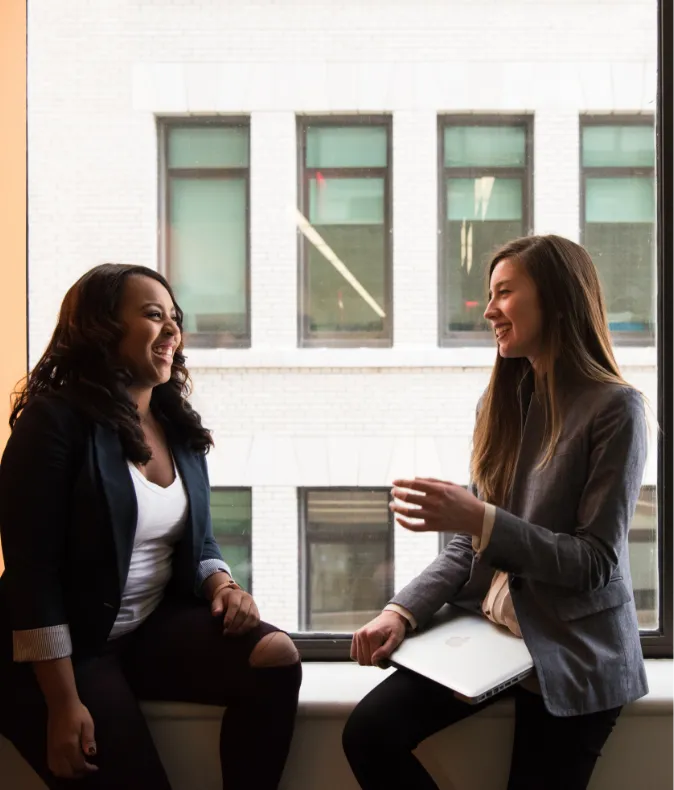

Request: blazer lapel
left=92, top=423, right=138, bottom=592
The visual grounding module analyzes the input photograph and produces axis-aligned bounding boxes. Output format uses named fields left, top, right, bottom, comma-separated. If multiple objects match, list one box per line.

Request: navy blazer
left=0, top=392, right=228, bottom=663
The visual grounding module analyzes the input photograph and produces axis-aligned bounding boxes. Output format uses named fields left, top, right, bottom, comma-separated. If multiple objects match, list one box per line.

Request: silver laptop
left=389, top=605, right=533, bottom=704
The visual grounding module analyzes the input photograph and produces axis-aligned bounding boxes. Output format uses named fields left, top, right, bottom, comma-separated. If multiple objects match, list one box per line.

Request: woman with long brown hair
left=343, top=235, right=648, bottom=790
left=0, top=264, right=301, bottom=789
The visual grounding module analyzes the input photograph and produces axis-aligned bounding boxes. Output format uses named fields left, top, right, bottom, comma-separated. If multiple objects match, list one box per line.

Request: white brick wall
left=27, top=0, right=658, bottom=631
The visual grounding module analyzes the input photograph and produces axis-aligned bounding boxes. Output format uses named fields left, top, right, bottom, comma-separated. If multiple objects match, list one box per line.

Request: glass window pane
left=168, top=127, right=249, bottom=169
left=306, top=176, right=386, bottom=334
left=309, top=178, right=384, bottom=225
left=444, top=126, right=526, bottom=168
left=582, top=125, right=654, bottom=168
left=308, top=542, right=390, bottom=631
left=306, top=126, right=387, bottom=168
left=219, top=542, right=252, bottom=593
left=586, top=177, right=655, bottom=223
left=307, top=490, right=391, bottom=533
left=443, top=176, right=523, bottom=333
left=447, top=177, right=523, bottom=222
left=585, top=177, right=655, bottom=333
left=628, top=487, right=658, bottom=631
left=211, top=490, right=252, bottom=593
left=169, top=177, right=247, bottom=335
left=305, top=490, right=392, bottom=632
left=211, top=489, right=252, bottom=536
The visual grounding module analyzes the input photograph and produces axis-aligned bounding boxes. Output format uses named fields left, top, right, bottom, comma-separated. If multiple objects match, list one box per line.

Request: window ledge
left=140, top=659, right=672, bottom=721
left=184, top=345, right=656, bottom=370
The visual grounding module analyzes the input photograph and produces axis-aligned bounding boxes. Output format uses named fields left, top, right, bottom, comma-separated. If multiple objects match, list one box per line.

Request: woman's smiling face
left=116, top=275, right=181, bottom=389
left=484, top=257, right=543, bottom=365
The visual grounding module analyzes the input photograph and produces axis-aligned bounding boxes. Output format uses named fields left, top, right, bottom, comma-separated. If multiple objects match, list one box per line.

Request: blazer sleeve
left=388, top=512, right=476, bottom=628
left=194, top=454, right=232, bottom=592
left=0, top=396, right=85, bottom=661
left=480, top=387, right=647, bottom=592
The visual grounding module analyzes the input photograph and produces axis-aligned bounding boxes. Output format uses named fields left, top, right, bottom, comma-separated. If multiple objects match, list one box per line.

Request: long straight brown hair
left=471, top=235, right=633, bottom=507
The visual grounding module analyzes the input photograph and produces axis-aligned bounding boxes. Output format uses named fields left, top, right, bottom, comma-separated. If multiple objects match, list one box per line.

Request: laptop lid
left=389, top=605, right=534, bottom=704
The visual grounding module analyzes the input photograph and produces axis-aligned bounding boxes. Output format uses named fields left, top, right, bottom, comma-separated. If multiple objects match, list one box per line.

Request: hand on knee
left=249, top=632, right=299, bottom=668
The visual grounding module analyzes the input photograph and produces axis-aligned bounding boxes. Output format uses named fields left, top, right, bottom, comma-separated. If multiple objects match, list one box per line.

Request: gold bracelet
left=211, top=580, right=240, bottom=599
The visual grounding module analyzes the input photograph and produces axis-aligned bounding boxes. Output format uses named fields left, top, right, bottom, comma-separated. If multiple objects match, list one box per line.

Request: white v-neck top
left=109, top=461, right=189, bottom=639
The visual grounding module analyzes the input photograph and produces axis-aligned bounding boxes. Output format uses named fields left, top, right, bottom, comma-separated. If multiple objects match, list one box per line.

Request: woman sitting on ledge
left=0, top=264, right=301, bottom=790
left=344, top=235, right=648, bottom=790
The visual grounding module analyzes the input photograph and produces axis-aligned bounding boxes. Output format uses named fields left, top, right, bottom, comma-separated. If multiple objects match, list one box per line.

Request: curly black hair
left=10, top=264, right=213, bottom=462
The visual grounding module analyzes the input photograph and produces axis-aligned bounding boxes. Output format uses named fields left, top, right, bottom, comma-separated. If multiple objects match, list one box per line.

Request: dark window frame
left=296, top=115, right=393, bottom=348
left=158, top=117, right=251, bottom=349
left=438, top=114, right=534, bottom=347
left=579, top=113, right=656, bottom=347
left=297, top=487, right=394, bottom=637
left=210, top=486, right=253, bottom=592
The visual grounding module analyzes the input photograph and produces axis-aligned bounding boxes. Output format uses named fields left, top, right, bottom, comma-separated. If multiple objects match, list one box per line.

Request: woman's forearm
left=202, top=570, right=233, bottom=601
left=33, top=657, right=80, bottom=709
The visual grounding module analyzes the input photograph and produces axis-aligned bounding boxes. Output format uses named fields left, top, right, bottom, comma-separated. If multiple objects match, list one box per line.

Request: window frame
left=579, top=113, right=656, bottom=347
left=210, top=486, right=253, bottom=593
left=297, top=487, right=395, bottom=637
left=296, top=115, right=393, bottom=348
left=437, top=114, right=534, bottom=347
left=158, top=117, right=251, bottom=349
left=645, top=0, right=673, bottom=657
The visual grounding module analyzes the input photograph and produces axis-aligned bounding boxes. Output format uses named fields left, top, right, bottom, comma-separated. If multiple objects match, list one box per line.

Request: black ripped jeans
left=0, top=596, right=301, bottom=790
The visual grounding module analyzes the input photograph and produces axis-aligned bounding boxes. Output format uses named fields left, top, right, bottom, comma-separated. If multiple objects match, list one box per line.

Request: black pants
left=0, top=596, right=301, bottom=790
left=342, top=669, right=621, bottom=790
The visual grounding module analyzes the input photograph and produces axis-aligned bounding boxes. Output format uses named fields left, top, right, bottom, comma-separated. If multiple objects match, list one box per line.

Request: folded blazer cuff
left=196, top=559, right=233, bottom=594
left=472, top=502, right=496, bottom=553
left=13, top=624, right=72, bottom=662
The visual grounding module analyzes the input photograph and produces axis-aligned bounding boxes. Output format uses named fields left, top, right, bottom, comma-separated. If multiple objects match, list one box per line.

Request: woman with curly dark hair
left=0, top=264, right=301, bottom=790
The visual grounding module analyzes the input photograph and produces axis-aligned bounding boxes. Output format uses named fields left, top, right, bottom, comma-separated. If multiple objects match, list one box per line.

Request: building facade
left=27, top=0, right=658, bottom=632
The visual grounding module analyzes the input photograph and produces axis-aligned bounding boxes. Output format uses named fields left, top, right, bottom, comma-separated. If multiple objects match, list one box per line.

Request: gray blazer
left=390, top=375, right=648, bottom=717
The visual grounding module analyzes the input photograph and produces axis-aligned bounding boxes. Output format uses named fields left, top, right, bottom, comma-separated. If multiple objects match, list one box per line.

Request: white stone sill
left=184, top=346, right=656, bottom=371
left=140, top=659, right=672, bottom=722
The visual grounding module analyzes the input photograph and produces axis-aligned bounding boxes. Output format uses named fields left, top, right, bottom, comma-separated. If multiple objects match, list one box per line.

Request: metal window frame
left=643, top=0, right=673, bottom=657
left=437, top=114, right=534, bottom=347
left=209, top=486, right=253, bottom=592
left=295, top=487, right=394, bottom=659
left=579, top=113, right=657, bottom=347
left=157, top=117, right=252, bottom=349
left=296, top=115, right=394, bottom=348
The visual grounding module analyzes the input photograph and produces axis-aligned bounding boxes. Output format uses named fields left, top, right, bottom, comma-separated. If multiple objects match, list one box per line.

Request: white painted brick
left=27, top=0, right=659, bottom=631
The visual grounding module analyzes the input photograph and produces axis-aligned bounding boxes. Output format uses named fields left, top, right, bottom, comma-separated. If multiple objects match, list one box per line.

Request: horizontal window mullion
left=168, top=169, right=248, bottom=178
left=307, top=535, right=391, bottom=544
left=444, top=168, right=526, bottom=178
left=304, top=168, right=387, bottom=178
left=582, top=168, right=655, bottom=177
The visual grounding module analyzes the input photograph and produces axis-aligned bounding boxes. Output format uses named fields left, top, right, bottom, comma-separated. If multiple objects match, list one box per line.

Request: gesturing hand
left=390, top=477, right=485, bottom=537
left=211, top=584, right=261, bottom=636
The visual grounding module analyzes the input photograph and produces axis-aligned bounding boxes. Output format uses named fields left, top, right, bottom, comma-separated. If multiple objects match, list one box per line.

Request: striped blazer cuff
left=197, top=559, right=233, bottom=594
left=13, top=624, right=73, bottom=662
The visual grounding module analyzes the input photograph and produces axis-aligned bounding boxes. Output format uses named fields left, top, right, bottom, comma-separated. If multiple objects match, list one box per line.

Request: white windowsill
left=140, top=659, right=672, bottom=721
left=184, top=345, right=657, bottom=370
